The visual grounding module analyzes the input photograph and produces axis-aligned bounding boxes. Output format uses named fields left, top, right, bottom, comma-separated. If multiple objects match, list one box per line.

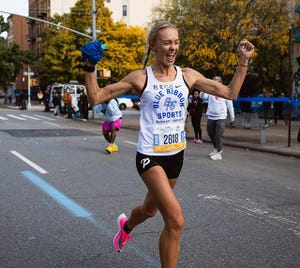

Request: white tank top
left=137, top=65, right=189, bottom=155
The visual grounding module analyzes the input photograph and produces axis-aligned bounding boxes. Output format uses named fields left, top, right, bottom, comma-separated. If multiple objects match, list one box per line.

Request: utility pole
left=23, top=66, right=34, bottom=109
left=92, top=0, right=98, bottom=80
left=0, top=10, right=93, bottom=40
left=92, top=0, right=97, bottom=41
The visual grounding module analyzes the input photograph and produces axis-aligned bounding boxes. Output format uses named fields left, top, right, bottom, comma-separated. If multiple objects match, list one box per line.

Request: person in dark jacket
left=53, top=90, right=61, bottom=116
left=187, top=89, right=203, bottom=144
left=262, top=87, right=272, bottom=127
left=78, top=90, right=89, bottom=120
left=19, top=91, right=26, bottom=110
left=239, top=69, right=258, bottom=128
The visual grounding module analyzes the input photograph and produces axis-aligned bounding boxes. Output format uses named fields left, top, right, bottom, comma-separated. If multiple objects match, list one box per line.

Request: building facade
left=8, top=0, right=166, bottom=91
left=26, top=0, right=166, bottom=56
left=104, top=0, right=166, bottom=27
left=27, top=0, right=78, bottom=56
left=7, top=15, right=29, bottom=91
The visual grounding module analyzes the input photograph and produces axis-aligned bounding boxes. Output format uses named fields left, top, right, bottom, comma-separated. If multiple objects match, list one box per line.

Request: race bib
left=153, top=123, right=186, bottom=152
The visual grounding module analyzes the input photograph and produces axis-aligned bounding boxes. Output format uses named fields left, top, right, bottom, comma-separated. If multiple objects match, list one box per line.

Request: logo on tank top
left=152, top=85, right=185, bottom=109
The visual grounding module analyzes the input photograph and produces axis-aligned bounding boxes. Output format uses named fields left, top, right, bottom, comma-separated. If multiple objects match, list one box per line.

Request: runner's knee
left=166, top=211, right=184, bottom=232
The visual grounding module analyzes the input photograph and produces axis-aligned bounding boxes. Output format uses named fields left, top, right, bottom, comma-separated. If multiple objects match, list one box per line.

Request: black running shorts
left=136, top=150, right=184, bottom=179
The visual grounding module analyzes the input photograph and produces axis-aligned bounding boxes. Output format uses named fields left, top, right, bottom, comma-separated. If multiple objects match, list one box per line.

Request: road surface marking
left=20, top=114, right=41, bottom=120
left=43, top=121, right=60, bottom=127
left=11, top=151, right=48, bottom=174
left=21, top=170, right=92, bottom=218
left=124, top=140, right=137, bottom=146
left=197, top=193, right=300, bottom=237
left=34, top=114, right=56, bottom=121
left=20, top=170, right=160, bottom=267
left=7, top=114, right=27, bottom=120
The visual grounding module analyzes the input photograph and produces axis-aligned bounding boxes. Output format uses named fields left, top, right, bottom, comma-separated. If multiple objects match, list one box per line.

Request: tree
left=0, top=15, right=8, bottom=34
left=99, top=22, right=146, bottom=82
left=40, top=0, right=147, bottom=86
left=154, top=0, right=294, bottom=88
left=0, top=15, right=36, bottom=90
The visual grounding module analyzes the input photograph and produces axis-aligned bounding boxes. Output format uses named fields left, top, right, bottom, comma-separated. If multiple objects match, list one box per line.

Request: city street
left=0, top=107, right=299, bottom=268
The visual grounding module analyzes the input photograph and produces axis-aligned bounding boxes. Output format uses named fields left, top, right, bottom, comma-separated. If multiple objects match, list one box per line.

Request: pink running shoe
left=113, top=213, right=131, bottom=252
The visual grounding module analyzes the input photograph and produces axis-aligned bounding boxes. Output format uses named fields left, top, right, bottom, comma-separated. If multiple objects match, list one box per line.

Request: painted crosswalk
left=0, top=113, right=58, bottom=122
left=7, top=114, right=27, bottom=120
left=20, top=114, right=42, bottom=120
left=0, top=116, right=8, bottom=120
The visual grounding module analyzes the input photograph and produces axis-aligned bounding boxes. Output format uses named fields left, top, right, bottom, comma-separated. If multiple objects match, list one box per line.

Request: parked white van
left=49, top=81, right=86, bottom=110
left=62, top=82, right=86, bottom=109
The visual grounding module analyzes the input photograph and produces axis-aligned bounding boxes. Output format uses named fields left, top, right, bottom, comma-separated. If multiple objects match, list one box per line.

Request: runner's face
left=152, top=27, right=179, bottom=66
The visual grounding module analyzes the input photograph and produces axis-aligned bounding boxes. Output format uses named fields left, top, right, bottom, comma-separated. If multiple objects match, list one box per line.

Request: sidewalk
left=116, top=114, right=300, bottom=158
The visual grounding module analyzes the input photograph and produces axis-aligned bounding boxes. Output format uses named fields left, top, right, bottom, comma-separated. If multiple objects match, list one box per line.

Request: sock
left=123, top=221, right=131, bottom=234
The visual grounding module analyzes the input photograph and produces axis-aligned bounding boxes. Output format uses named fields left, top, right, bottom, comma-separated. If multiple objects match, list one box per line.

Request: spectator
left=8, top=93, right=12, bottom=105
left=272, top=74, right=288, bottom=125
left=63, top=89, right=72, bottom=118
left=262, top=87, right=272, bottom=127
left=78, top=90, right=89, bottom=121
left=201, top=76, right=235, bottom=160
left=43, top=86, right=51, bottom=112
left=37, top=90, right=44, bottom=104
left=19, top=91, right=26, bottom=110
left=53, top=90, right=61, bottom=116
left=187, top=89, right=203, bottom=143
left=239, top=68, right=258, bottom=128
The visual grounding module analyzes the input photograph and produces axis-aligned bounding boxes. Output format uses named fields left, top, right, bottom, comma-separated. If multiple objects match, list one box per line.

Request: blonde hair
left=142, top=21, right=178, bottom=69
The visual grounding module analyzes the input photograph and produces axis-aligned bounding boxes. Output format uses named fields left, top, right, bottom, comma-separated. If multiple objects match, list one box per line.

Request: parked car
left=117, top=97, right=133, bottom=110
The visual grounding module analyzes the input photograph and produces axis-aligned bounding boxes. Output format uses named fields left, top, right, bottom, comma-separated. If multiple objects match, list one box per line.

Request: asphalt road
left=0, top=108, right=299, bottom=268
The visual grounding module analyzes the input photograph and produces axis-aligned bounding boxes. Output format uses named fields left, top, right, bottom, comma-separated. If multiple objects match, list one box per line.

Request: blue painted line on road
left=21, top=170, right=161, bottom=268
left=21, top=170, right=93, bottom=219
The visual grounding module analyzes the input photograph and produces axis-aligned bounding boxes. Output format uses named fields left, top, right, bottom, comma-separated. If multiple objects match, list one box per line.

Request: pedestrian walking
left=82, top=21, right=254, bottom=267
left=201, top=76, right=235, bottom=160
left=101, top=98, right=122, bottom=153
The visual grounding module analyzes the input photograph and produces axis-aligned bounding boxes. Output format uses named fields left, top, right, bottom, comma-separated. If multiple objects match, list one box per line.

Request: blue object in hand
left=81, top=40, right=104, bottom=65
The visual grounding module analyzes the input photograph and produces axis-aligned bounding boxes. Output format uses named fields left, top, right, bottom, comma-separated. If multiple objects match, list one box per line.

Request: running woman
left=83, top=21, right=254, bottom=268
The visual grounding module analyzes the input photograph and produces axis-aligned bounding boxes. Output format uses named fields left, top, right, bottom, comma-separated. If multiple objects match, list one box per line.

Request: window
left=123, top=5, right=127, bottom=16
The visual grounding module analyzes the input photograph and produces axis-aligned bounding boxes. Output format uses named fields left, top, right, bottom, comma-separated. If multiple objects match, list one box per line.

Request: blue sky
left=0, top=1, right=29, bottom=21
left=0, top=1, right=28, bottom=37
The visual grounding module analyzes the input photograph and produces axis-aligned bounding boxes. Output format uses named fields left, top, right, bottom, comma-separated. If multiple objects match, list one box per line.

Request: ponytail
left=143, top=47, right=151, bottom=69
